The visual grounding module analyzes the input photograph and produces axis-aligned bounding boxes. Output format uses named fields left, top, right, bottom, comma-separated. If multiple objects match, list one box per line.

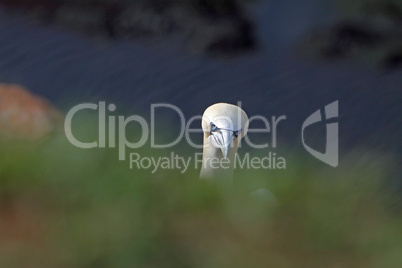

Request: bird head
left=202, top=103, right=249, bottom=158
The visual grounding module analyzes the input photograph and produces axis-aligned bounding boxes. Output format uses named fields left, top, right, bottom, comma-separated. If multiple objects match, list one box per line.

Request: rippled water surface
left=0, top=0, right=401, bottom=157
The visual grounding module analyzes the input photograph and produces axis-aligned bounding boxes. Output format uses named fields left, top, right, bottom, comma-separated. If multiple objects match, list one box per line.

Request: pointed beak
left=215, top=130, right=233, bottom=158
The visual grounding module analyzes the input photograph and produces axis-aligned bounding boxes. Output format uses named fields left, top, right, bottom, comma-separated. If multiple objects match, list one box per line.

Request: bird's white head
left=200, top=103, right=249, bottom=179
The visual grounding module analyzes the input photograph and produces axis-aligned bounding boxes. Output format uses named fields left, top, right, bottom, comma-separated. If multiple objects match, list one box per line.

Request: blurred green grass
left=0, top=123, right=401, bottom=267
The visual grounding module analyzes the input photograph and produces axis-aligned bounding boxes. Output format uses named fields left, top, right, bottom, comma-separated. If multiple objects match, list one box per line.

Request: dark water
left=0, top=0, right=401, bottom=163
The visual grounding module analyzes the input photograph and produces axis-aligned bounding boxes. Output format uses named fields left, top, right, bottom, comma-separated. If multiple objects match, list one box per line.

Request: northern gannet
left=199, top=103, right=276, bottom=201
left=199, top=103, right=248, bottom=181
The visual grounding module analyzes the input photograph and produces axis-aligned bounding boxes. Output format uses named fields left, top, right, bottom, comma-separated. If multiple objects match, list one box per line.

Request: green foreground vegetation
left=0, top=123, right=401, bottom=268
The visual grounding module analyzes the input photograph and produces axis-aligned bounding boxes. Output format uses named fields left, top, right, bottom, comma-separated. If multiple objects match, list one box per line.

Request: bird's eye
left=233, top=130, right=241, bottom=139
left=210, top=123, right=218, bottom=131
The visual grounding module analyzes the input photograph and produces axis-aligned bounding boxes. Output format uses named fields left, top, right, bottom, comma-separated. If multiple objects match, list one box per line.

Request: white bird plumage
left=199, top=103, right=276, bottom=202
left=199, top=103, right=249, bottom=180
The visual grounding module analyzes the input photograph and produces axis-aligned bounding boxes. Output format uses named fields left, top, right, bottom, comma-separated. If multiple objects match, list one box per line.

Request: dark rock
left=320, top=21, right=385, bottom=58
left=362, top=0, right=402, bottom=21
left=205, top=18, right=255, bottom=55
left=53, top=4, right=109, bottom=36
left=334, top=22, right=384, bottom=46
left=383, top=50, right=402, bottom=70
left=0, top=0, right=256, bottom=55
left=114, top=3, right=177, bottom=38
left=299, top=16, right=402, bottom=70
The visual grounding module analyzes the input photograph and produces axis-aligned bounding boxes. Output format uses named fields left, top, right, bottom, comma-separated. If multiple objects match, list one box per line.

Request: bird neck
left=199, top=135, right=238, bottom=183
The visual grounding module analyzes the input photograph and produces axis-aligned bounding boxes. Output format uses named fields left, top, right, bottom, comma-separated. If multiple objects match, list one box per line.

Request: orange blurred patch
left=0, top=83, right=62, bottom=140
